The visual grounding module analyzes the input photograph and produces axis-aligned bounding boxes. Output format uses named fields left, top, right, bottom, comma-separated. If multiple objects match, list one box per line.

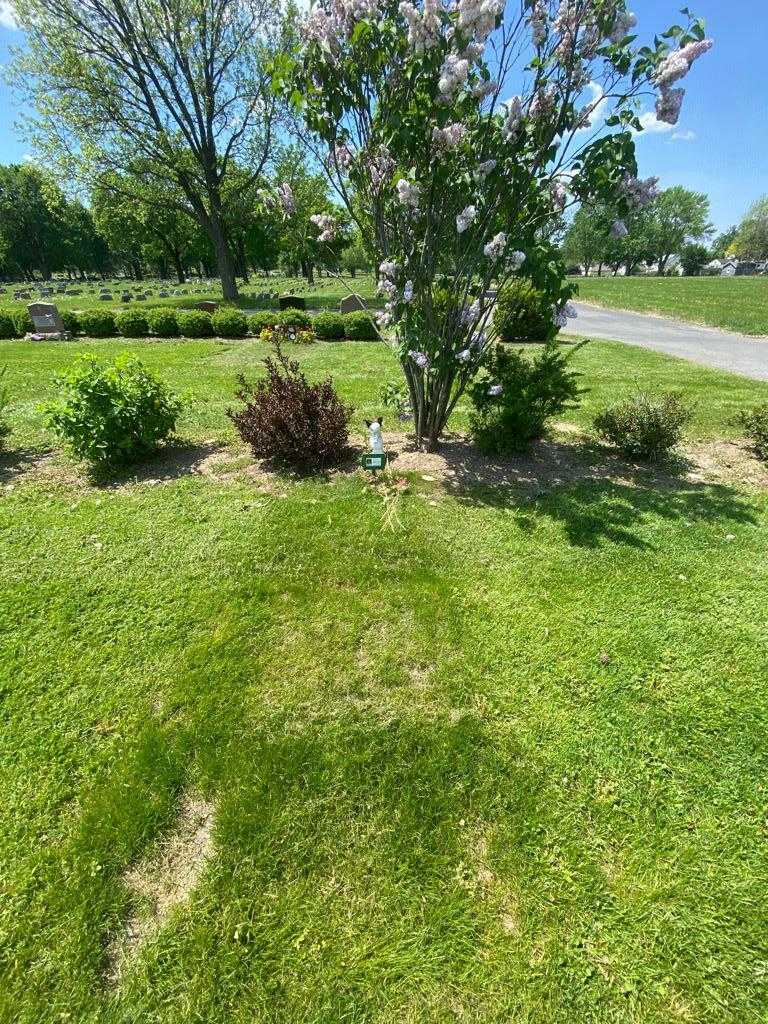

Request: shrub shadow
left=390, top=434, right=757, bottom=549
left=0, top=446, right=52, bottom=486
left=87, top=440, right=223, bottom=489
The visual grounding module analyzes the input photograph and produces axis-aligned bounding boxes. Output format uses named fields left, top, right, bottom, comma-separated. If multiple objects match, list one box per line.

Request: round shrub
left=494, top=280, right=555, bottom=344
left=249, top=310, right=279, bottom=335
left=343, top=310, right=378, bottom=340
left=594, top=391, right=692, bottom=461
left=736, top=403, right=768, bottom=461
left=60, top=310, right=80, bottom=335
left=212, top=308, right=249, bottom=338
left=177, top=310, right=213, bottom=338
left=228, top=349, right=352, bottom=471
left=44, top=354, right=182, bottom=468
left=279, top=308, right=313, bottom=330
left=0, top=311, right=16, bottom=339
left=115, top=309, right=149, bottom=338
left=313, top=311, right=346, bottom=340
left=146, top=307, right=179, bottom=338
left=469, top=341, right=584, bottom=453
left=79, top=309, right=116, bottom=338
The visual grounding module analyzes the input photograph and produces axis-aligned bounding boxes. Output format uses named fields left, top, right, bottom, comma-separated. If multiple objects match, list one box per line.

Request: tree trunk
left=172, top=248, right=186, bottom=284
left=597, top=263, right=603, bottom=277
left=208, top=215, right=238, bottom=299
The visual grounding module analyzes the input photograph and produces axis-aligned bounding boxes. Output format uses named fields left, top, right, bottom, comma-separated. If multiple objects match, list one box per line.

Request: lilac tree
left=276, top=0, right=711, bottom=449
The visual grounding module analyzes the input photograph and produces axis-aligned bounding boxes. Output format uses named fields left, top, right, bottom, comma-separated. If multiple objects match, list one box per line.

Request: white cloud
left=636, top=110, right=674, bottom=135
left=0, top=1, right=19, bottom=29
left=671, top=129, right=696, bottom=142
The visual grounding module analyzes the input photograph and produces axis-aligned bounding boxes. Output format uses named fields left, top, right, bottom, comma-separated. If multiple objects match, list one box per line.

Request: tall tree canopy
left=734, top=197, right=768, bottom=261
left=10, top=0, right=282, bottom=298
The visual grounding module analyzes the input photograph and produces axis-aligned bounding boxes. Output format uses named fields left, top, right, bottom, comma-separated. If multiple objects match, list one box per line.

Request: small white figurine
left=365, top=417, right=385, bottom=454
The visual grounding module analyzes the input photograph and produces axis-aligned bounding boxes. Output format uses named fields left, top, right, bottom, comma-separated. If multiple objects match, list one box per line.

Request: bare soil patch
left=104, top=792, right=215, bottom=986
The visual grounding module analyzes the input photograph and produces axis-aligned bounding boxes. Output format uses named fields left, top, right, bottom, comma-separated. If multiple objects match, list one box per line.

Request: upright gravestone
left=279, top=294, right=306, bottom=311
left=340, top=294, right=367, bottom=314
left=197, top=301, right=218, bottom=313
left=27, top=302, right=68, bottom=340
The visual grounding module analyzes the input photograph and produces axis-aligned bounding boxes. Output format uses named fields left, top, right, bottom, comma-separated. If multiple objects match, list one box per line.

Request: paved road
left=563, top=302, right=768, bottom=382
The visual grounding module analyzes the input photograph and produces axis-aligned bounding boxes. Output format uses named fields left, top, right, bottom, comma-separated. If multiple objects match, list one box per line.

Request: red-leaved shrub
left=228, top=344, right=352, bottom=470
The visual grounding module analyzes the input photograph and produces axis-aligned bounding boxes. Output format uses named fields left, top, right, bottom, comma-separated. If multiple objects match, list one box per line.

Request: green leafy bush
left=0, top=312, right=15, bottom=339
left=228, top=344, right=352, bottom=471
left=343, top=310, right=378, bottom=340
left=313, top=311, right=346, bottom=340
left=0, top=366, right=11, bottom=449
left=60, top=310, right=80, bottom=335
left=115, top=309, right=149, bottom=338
left=147, top=307, right=179, bottom=338
left=737, top=404, right=768, bottom=461
left=212, top=308, right=249, bottom=338
left=494, top=280, right=556, bottom=344
left=279, top=308, right=313, bottom=330
left=469, top=342, right=584, bottom=453
left=11, top=310, right=33, bottom=337
left=79, top=309, right=116, bottom=338
left=249, top=310, right=279, bottom=335
left=177, top=310, right=213, bottom=338
left=594, top=391, right=692, bottom=461
left=44, top=354, right=181, bottom=468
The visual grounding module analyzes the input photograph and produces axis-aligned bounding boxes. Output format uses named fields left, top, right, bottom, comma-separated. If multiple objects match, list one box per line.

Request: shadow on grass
left=86, top=441, right=223, bottom=488
left=399, top=434, right=758, bottom=549
left=0, top=446, right=51, bottom=485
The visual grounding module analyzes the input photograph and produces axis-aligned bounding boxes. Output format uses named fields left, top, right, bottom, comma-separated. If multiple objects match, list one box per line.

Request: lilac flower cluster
left=306, top=0, right=381, bottom=54
left=551, top=182, right=567, bottom=212
left=474, top=159, right=497, bottom=182
left=399, top=0, right=441, bottom=52
left=365, top=146, right=396, bottom=191
left=409, top=350, right=430, bottom=369
left=527, top=0, right=547, bottom=46
left=310, top=213, right=337, bottom=242
left=610, top=219, right=629, bottom=239
left=483, top=232, right=506, bottom=259
left=276, top=182, right=295, bottom=216
left=552, top=299, right=578, bottom=329
left=654, top=38, right=713, bottom=125
left=456, top=205, right=477, bottom=233
left=470, top=79, right=498, bottom=100
left=432, top=122, right=467, bottom=151
left=620, top=173, right=659, bottom=208
left=503, top=96, right=523, bottom=140
left=438, top=54, right=470, bottom=98
left=396, top=178, right=422, bottom=210
left=455, top=0, right=504, bottom=46
left=331, top=143, right=354, bottom=170
left=608, top=10, right=637, bottom=44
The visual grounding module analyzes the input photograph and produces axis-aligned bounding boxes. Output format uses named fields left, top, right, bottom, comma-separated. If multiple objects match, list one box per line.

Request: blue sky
left=0, top=0, right=765, bottom=234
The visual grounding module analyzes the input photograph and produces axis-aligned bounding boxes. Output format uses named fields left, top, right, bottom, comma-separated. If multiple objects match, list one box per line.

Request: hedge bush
left=12, top=310, right=33, bottom=337
left=79, top=309, right=116, bottom=338
left=212, top=308, right=249, bottom=338
left=115, top=309, right=149, bottom=338
left=45, top=354, right=181, bottom=468
left=469, top=342, right=584, bottom=453
left=0, top=312, right=15, bottom=339
left=737, top=404, right=768, bottom=461
left=146, top=307, right=179, bottom=338
left=313, top=311, right=346, bottom=340
left=177, top=310, right=213, bottom=338
left=594, top=391, right=692, bottom=461
left=494, top=280, right=556, bottom=344
left=60, top=310, right=80, bottom=335
left=279, top=308, right=313, bottom=330
left=249, top=310, right=279, bottom=335
left=343, top=310, right=378, bottom=340
left=229, top=347, right=352, bottom=471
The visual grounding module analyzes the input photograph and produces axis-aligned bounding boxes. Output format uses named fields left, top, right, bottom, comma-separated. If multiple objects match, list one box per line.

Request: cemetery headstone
left=196, top=300, right=218, bottom=313
left=279, top=294, right=306, bottom=310
left=340, top=294, right=367, bottom=314
left=26, top=302, right=69, bottom=340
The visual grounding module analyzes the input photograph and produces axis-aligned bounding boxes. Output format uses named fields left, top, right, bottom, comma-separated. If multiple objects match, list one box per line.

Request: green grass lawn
left=572, top=276, right=768, bottom=336
left=3, top=335, right=767, bottom=450
left=2, top=338, right=768, bottom=1023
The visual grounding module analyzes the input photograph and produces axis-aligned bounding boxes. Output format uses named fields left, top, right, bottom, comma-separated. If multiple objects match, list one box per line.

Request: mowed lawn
left=573, top=275, right=768, bottom=336
left=2, top=337, right=768, bottom=1023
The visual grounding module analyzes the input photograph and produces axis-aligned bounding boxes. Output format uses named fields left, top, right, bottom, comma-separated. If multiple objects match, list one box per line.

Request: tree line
left=563, top=187, right=768, bottom=277
left=0, top=151, right=370, bottom=285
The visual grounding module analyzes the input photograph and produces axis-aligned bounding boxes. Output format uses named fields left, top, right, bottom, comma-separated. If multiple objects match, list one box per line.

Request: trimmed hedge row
left=0, top=306, right=378, bottom=341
